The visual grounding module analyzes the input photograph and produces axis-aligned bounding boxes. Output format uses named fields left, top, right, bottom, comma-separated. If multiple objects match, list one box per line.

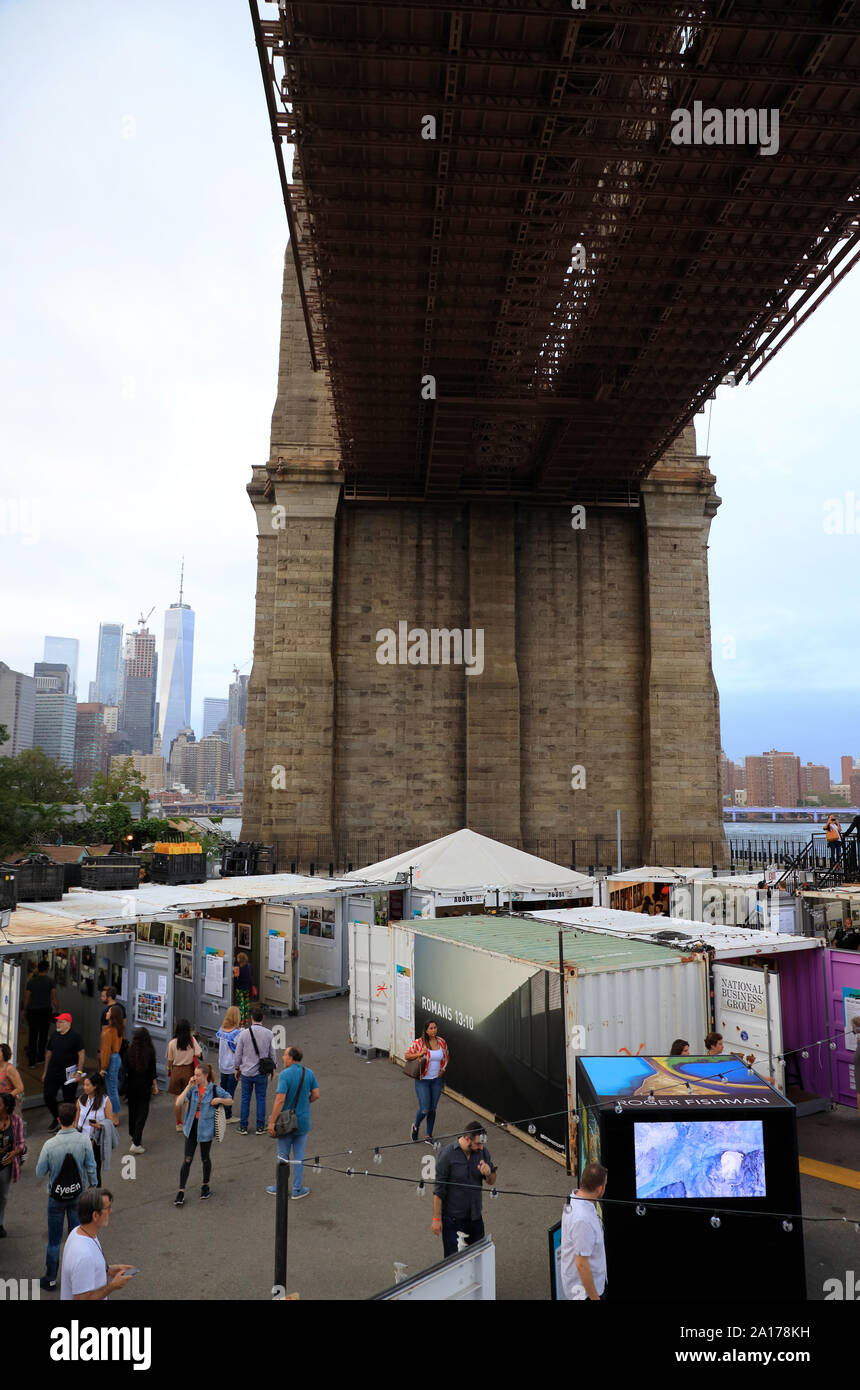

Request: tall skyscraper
left=203, top=698, right=229, bottom=738
left=95, top=622, right=124, bottom=706
left=159, top=565, right=195, bottom=760
left=43, top=637, right=79, bottom=696
left=119, top=626, right=158, bottom=754
left=33, top=663, right=76, bottom=766
left=227, top=673, right=249, bottom=732
left=0, top=662, right=35, bottom=757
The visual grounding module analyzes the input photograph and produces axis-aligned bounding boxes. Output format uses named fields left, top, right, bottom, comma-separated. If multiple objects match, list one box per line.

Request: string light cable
left=272, top=1158, right=860, bottom=1229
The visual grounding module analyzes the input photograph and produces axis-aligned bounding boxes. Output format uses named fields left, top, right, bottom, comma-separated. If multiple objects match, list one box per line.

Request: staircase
left=775, top=826, right=860, bottom=893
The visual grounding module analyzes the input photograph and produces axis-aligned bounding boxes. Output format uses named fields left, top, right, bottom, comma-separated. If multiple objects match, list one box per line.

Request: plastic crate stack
left=220, top=841, right=275, bottom=876
left=0, top=854, right=64, bottom=902
left=150, top=841, right=207, bottom=885
left=80, top=855, right=140, bottom=892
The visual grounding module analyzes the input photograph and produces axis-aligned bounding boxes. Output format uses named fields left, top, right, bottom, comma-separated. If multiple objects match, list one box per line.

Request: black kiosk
left=575, top=1055, right=806, bottom=1300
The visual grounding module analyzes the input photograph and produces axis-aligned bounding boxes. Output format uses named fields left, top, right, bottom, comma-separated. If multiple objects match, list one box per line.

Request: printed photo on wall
left=174, top=950, right=182, bottom=978
left=308, top=919, right=322, bottom=937
left=237, top=922, right=252, bottom=949
left=181, top=954, right=193, bottom=982
left=54, top=949, right=68, bottom=987
left=163, top=925, right=174, bottom=947
left=321, top=921, right=335, bottom=940
left=137, top=922, right=150, bottom=943
left=110, top=962, right=122, bottom=993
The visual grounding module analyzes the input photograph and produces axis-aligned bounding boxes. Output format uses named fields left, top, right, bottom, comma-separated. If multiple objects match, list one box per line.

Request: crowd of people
left=4, top=978, right=324, bottom=1297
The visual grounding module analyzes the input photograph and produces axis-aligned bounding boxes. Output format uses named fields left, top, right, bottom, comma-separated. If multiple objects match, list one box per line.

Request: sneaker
left=291, top=1187, right=311, bottom=1200
left=48, top=1121, right=59, bottom=1134
left=174, top=1191, right=185, bottom=1207
left=266, top=1184, right=278, bottom=1195
left=411, top=1125, right=419, bottom=1143
left=255, top=1127, right=265, bottom=1135
left=39, top=1278, right=57, bottom=1291
left=129, top=1144, right=145, bottom=1155
left=238, top=1127, right=249, bottom=1135
left=424, top=1137, right=436, bottom=1146
left=200, top=1185, right=211, bottom=1200
left=226, top=1116, right=241, bottom=1124
left=175, top=1124, right=183, bottom=1133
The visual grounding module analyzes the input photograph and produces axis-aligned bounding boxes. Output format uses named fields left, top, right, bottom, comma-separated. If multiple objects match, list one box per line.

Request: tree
left=0, top=748, right=79, bottom=804
left=85, top=760, right=150, bottom=814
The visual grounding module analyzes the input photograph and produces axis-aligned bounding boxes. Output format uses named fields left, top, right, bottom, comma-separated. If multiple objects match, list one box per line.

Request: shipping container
left=347, top=913, right=706, bottom=1164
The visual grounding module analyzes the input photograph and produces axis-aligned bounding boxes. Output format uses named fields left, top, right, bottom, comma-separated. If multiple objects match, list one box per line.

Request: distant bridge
left=724, top=806, right=859, bottom=823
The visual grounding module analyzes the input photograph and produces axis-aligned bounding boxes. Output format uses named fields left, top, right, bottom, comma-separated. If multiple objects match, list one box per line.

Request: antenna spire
left=179, top=556, right=184, bottom=605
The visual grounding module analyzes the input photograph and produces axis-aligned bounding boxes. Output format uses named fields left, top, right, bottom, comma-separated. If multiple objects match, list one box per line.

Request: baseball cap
left=54, top=1012, right=73, bottom=1023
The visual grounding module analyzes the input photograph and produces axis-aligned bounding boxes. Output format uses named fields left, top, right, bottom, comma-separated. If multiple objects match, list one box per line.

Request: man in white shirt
left=559, top=1162, right=608, bottom=1301
left=60, top=1187, right=136, bottom=1300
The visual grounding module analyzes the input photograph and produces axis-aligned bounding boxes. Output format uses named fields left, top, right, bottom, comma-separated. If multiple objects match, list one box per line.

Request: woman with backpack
left=173, top=1062, right=232, bottom=1206
left=74, top=1072, right=114, bottom=1185
left=126, top=1028, right=159, bottom=1154
left=405, top=1018, right=449, bottom=1145
left=99, top=1005, right=124, bottom=1126
left=167, top=1020, right=203, bottom=1131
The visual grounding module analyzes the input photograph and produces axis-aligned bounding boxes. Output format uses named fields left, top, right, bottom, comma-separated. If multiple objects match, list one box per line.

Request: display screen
left=634, top=1120, right=766, bottom=1199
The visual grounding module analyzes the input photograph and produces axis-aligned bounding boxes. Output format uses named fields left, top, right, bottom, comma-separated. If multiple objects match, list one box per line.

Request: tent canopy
left=346, top=828, right=593, bottom=894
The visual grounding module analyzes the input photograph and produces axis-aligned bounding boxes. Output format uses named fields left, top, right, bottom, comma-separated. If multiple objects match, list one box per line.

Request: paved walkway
left=2, top=996, right=857, bottom=1300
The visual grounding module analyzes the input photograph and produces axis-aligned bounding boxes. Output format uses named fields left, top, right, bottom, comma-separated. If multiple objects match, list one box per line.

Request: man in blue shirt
left=266, top=1045, right=320, bottom=1200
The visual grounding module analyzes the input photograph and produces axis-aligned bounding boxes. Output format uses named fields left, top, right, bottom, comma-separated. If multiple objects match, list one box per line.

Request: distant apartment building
left=227, top=674, right=249, bottom=734
left=74, top=703, right=110, bottom=787
left=831, top=782, right=850, bottom=802
left=850, top=771, right=860, bottom=808
left=744, top=750, right=801, bottom=807
left=111, top=752, right=167, bottom=792
left=119, top=628, right=158, bottom=754
left=733, top=789, right=747, bottom=806
left=229, top=724, right=245, bottom=791
left=799, top=762, right=831, bottom=802
left=103, top=705, right=119, bottom=734
left=197, top=735, right=227, bottom=797
left=720, top=750, right=745, bottom=802
left=33, top=663, right=76, bottom=767
left=168, top=727, right=198, bottom=790
left=203, top=698, right=228, bottom=738
left=0, top=662, right=35, bottom=756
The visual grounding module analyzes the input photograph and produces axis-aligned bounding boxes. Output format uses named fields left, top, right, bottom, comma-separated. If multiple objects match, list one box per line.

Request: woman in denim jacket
left=174, top=1063, right=232, bottom=1207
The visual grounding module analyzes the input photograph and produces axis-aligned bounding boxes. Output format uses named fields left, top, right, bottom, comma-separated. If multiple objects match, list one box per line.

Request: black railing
left=775, top=829, right=860, bottom=892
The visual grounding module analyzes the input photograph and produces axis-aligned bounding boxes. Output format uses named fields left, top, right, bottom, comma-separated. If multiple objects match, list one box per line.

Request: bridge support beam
left=640, top=432, right=723, bottom=860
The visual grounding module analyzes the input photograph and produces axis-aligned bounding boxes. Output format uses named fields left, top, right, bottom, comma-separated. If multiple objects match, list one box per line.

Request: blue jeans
left=45, top=1196, right=80, bottom=1282
left=106, top=1052, right=121, bottom=1118
left=277, top=1131, right=309, bottom=1195
left=240, top=1074, right=269, bottom=1129
left=414, top=1077, right=443, bottom=1138
left=219, top=1070, right=238, bottom=1119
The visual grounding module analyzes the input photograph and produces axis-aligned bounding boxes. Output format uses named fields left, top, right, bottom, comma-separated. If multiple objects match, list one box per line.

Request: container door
left=348, top=919, right=392, bottom=1053
left=712, top=962, right=784, bottom=1091
left=0, top=961, right=20, bottom=1064
left=261, top=904, right=297, bottom=1014
left=129, top=944, right=174, bottom=1085
left=197, top=918, right=233, bottom=1046
left=826, top=948, right=860, bottom=1108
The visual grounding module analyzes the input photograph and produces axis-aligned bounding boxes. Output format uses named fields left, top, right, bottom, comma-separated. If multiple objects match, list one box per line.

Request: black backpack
left=50, top=1149, right=84, bottom=1204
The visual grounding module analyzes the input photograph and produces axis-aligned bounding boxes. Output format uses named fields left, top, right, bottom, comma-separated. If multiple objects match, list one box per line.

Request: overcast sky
left=2, top=1, right=858, bottom=774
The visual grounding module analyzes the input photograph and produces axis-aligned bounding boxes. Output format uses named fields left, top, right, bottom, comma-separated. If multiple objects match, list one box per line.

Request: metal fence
left=267, top=833, right=755, bottom=877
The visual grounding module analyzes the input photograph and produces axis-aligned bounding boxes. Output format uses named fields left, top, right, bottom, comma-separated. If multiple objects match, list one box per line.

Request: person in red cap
left=42, top=1015, right=85, bottom=1134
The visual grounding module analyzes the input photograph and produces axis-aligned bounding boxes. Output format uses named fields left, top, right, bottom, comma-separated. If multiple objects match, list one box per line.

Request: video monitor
left=634, top=1120, right=766, bottom=1199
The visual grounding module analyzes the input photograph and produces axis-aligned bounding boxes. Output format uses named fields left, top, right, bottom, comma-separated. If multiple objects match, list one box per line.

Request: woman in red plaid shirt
left=406, top=1019, right=449, bottom=1145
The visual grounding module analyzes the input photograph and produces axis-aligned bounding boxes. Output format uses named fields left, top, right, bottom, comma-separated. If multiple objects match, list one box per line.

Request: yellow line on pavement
left=799, top=1157, right=860, bottom=1190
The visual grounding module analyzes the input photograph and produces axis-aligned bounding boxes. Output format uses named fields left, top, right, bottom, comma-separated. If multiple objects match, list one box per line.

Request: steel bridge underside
left=252, top=0, right=860, bottom=502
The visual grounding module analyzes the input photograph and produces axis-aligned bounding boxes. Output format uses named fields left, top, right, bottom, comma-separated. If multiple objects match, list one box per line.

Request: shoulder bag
left=248, top=1025, right=275, bottom=1077
left=403, top=1040, right=424, bottom=1080
left=274, top=1067, right=306, bottom=1137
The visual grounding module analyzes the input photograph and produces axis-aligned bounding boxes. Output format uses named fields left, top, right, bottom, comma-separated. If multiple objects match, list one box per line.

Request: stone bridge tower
left=243, top=249, right=724, bottom=868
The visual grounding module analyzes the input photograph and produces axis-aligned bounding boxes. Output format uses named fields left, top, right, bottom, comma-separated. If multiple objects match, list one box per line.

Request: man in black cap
left=431, top=1119, right=497, bottom=1257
